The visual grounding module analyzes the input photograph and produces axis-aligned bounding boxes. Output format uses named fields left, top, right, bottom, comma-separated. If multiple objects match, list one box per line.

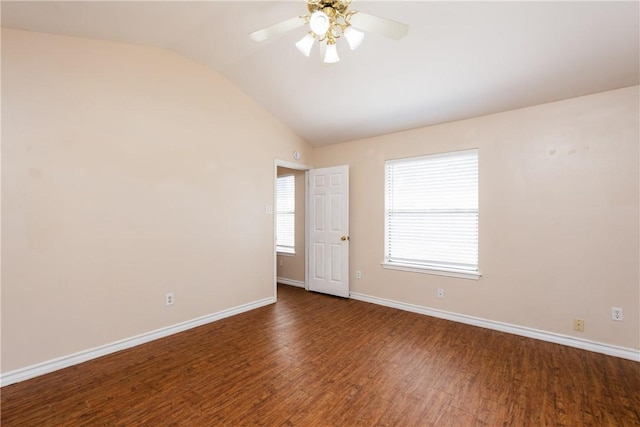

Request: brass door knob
left=341, top=235, right=350, bottom=241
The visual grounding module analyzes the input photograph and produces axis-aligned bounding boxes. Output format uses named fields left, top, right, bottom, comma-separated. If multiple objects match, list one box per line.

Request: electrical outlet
left=279, top=259, right=283, bottom=267
left=437, top=288, right=444, bottom=299
left=165, top=292, right=174, bottom=306
left=612, top=307, right=623, bottom=321
left=573, top=318, right=584, bottom=332
left=355, top=271, right=362, bottom=279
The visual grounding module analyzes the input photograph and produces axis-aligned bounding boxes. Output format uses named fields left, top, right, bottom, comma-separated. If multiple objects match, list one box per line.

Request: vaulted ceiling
left=2, top=1, right=639, bottom=146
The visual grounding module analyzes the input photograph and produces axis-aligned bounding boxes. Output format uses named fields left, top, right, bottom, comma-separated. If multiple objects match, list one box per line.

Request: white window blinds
left=385, top=149, right=478, bottom=272
left=276, top=175, right=295, bottom=254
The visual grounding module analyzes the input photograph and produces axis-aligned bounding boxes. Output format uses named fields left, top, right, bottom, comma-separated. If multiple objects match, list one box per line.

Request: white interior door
left=308, top=165, right=349, bottom=298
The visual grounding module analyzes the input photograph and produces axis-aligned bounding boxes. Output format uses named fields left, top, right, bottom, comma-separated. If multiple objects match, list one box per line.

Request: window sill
left=381, top=262, right=481, bottom=280
left=277, top=251, right=296, bottom=257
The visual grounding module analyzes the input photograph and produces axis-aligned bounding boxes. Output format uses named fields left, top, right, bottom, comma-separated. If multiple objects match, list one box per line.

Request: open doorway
left=273, top=161, right=350, bottom=299
left=274, top=160, right=310, bottom=298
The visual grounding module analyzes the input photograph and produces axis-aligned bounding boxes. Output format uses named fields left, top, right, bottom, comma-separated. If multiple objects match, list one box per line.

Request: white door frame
left=274, top=159, right=311, bottom=299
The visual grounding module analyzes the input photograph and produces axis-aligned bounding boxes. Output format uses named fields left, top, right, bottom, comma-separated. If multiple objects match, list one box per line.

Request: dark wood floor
left=2, top=284, right=639, bottom=426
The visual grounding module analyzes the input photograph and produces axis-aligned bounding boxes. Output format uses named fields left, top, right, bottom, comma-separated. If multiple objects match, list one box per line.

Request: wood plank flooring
left=2, top=284, right=639, bottom=426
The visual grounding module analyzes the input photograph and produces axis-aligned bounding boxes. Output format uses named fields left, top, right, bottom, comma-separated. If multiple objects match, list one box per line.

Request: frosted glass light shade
left=295, top=33, right=315, bottom=57
left=309, top=11, right=330, bottom=36
left=324, top=43, right=340, bottom=64
left=344, top=27, right=364, bottom=50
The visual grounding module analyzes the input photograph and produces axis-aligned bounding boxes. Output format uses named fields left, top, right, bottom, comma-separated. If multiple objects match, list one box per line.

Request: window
left=276, top=175, right=295, bottom=254
left=384, top=149, right=479, bottom=279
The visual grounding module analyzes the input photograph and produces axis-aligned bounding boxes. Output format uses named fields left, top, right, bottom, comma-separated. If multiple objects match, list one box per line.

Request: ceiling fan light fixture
left=296, top=33, right=315, bottom=57
left=309, top=11, right=330, bottom=36
left=251, top=0, right=409, bottom=64
left=343, top=26, right=364, bottom=50
left=323, top=42, right=340, bottom=64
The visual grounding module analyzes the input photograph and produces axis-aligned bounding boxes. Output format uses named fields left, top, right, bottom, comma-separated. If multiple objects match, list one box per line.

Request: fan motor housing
left=308, top=0, right=352, bottom=15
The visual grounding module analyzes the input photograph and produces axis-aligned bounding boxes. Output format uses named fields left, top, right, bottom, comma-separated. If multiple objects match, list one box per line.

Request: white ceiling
left=2, top=1, right=639, bottom=146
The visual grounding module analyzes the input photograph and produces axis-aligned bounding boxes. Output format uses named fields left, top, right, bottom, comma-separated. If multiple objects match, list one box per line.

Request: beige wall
left=1, top=29, right=312, bottom=372
left=276, top=168, right=305, bottom=283
left=313, top=86, right=640, bottom=350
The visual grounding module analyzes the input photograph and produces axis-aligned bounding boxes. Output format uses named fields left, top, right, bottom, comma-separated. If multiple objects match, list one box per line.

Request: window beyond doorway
left=276, top=175, right=295, bottom=254
left=383, top=149, right=479, bottom=278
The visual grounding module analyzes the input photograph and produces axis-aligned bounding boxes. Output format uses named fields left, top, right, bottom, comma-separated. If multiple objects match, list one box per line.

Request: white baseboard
left=350, top=292, right=639, bottom=362
left=277, top=277, right=305, bottom=288
left=1, top=296, right=276, bottom=387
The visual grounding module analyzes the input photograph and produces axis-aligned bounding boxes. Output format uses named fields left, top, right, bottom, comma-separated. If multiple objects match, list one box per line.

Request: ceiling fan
left=249, top=0, right=409, bottom=64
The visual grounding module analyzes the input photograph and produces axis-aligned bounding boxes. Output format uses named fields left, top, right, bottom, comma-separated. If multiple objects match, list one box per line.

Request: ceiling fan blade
left=249, top=16, right=305, bottom=42
left=349, top=12, right=409, bottom=40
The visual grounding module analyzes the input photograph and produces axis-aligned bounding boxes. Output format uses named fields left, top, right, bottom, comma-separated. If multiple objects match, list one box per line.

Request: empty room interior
left=1, top=1, right=639, bottom=425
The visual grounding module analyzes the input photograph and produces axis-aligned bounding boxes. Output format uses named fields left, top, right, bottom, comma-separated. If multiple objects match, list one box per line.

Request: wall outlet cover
left=612, top=307, right=623, bottom=321
left=165, top=292, right=174, bottom=306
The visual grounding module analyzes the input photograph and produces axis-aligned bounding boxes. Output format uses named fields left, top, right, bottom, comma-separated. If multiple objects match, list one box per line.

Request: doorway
left=274, top=160, right=310, bottom=298
left=273, top=161, right=351, bottom=299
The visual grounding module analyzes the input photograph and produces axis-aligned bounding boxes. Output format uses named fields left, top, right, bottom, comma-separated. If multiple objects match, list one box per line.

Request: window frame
left=382, top=149, right=481, bottom=280
left=276, top=174, right=296, bottom=255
